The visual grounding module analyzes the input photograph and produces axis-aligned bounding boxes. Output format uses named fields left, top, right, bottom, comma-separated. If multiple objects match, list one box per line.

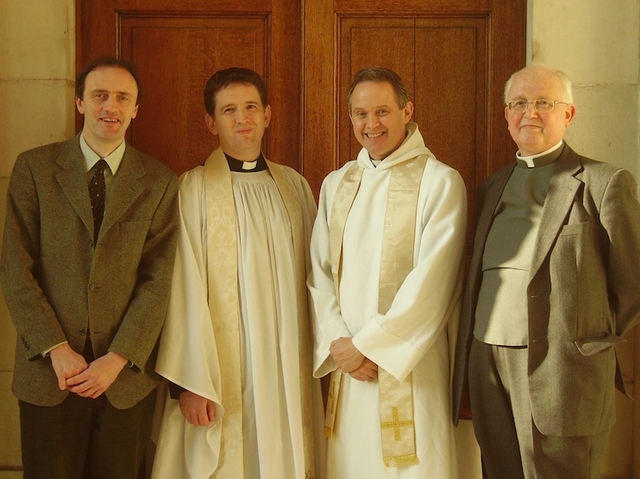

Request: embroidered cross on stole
left=325, top=155, right=428, bottom=467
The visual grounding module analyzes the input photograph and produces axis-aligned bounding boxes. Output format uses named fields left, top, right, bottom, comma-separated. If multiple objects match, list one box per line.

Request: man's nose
left=103, top=94, right=117, bottom=110
left=523, top=103, right=539, bottom=118
left=366, top=115, right=380, bottom=128
left=235, top=110, right=249, bottom=123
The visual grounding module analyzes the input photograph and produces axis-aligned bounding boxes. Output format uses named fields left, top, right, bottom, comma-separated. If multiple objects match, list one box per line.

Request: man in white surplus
left=152, top=67, right=325, bottom=479
left=308, top=66, right=468, bottom=478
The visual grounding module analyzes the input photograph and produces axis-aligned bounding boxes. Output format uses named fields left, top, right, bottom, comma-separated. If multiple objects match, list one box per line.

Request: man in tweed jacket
left=0, top=56, right=178, bottom=479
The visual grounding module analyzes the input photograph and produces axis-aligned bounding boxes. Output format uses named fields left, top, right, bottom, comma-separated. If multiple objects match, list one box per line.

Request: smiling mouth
left=101, top=118, right=120, bottom=124
left=366, top=132, right=384, bottom=138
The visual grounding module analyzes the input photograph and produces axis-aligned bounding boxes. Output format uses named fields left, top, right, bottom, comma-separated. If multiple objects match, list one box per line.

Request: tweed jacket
left=0, top=134, right=178, bottom=409
left=452, top=143, right=640, bottom=436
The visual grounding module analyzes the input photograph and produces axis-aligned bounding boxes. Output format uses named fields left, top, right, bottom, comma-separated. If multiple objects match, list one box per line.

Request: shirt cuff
left=42, top=341, right=68, bottom=358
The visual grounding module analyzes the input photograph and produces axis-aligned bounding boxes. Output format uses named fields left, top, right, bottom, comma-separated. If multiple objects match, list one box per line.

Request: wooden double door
left=78, top=0, right=526, bottom=226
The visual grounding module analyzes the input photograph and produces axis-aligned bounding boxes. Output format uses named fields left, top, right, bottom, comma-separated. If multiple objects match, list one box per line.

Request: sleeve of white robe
left=308, top=166, right=355, bottom=378
left=352, top=162, right=468, bottom=382
left=152, top=167, right=224, bottom=479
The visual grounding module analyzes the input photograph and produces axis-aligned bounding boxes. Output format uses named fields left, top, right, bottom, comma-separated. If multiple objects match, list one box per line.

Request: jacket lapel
left=476, top=166, right=513, bottom=249
left=529, top=145, right=583, bottom=278
left=55, top=136, right=94, bottom=238
left=100, top=145, right=145, bottom=238
left=460, top=162, right=514, bottom=345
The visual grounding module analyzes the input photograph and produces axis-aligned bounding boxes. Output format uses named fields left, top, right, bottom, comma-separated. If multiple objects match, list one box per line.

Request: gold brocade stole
left=204, top=149, right=316, bottom=478
left=204, top=151, right=244, bottom=479
left=326, top=156, right=428, bottom=467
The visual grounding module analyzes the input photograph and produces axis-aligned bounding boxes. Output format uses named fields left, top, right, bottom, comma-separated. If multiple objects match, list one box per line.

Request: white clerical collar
left=242, top=161, right=257, bottom=170
left=516, top=141, right=563, bottom=168
left=79, top=133, right=126, bottom=174
left=224, top=152, right=267, bottom=172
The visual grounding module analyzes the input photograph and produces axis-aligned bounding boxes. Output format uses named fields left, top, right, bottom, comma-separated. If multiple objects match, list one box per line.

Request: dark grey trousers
left=468, top=338, right=610, bottom=479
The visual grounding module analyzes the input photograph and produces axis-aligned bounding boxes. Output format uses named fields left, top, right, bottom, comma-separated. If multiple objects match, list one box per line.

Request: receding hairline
left=85, top=67, right=139, bottom=94
left=76, top=57, right=142, bottom=105
left=347, top=67, right=410, bottom=110
left=504, top=64, right=573, bottom=104
left=349, top=82, right=400, bottom=107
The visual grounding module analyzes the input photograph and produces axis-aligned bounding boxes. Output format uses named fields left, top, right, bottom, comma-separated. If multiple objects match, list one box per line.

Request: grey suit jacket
left=453, top=143, right=640, bottom=436
left=0, top=134, right=179, bottom=409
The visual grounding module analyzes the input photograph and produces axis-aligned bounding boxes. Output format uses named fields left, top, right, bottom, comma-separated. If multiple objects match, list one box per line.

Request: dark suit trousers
left=19, top=389, right=155, bottom=479
left=468, top=338, right=610, bottom=479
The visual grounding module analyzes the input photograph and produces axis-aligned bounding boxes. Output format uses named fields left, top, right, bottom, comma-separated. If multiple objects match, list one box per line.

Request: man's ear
left=205, top=114, right=217, bottom=135
left=75, top=96, right=85, bottom=115
left=264, top=105, right=272, bottom=128
left=403, top=101, right=414, bottom=123
left=564, top=104, right=576, bottom=127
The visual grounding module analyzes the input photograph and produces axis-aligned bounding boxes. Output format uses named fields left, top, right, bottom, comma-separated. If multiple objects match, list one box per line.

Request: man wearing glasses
left=453, top=64, right=640, bottom=478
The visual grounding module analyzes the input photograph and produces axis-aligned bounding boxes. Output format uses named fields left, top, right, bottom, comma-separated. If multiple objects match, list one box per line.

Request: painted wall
left=0, top=0, right=75, bottom=474
left=0, top=0, right=638, bottom=476
left=533, top=0, right=640, bottom=176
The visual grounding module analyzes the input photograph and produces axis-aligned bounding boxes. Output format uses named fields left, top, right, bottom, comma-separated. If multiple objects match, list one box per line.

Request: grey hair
left=504, top=64, right=573, bottom=104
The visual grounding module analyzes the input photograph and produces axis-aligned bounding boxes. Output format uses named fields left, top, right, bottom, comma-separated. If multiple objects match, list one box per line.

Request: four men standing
left=2, top=57, right=639, bottom=479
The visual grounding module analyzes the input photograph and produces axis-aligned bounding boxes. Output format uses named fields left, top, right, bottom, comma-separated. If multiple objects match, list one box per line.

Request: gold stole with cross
left=324, top=155, right=428, bottom=467
left=204, top=148, right=316, bottom=478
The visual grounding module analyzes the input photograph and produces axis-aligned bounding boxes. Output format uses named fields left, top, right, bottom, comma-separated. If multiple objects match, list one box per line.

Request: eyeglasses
left=506, top=99, right=569, bottom=113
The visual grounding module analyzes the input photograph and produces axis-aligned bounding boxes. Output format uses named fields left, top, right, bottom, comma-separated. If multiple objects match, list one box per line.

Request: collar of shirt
left=224, top=152, right=267, bottom=172
left=516, top=140, right=564, bottom=169
left=369, top=155, right=382, bottom=168
left=79, top=133, right=126, bottom=175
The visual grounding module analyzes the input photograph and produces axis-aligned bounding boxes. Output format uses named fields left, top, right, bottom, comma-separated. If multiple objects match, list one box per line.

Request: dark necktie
left=89, top=159, right=108, bottom=242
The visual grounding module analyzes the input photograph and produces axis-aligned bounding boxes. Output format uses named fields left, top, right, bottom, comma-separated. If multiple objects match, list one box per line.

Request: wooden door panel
left=120, top=16, right=267, bottom=174
left=414, top=18, right=488, bottom=238
left=126, top=0, right=269, bottom=10
left=414, top=19, right=488, bottom=182
left=78, top=0, right=300, bottom=175
left=334, top=0, right=492, bottom=11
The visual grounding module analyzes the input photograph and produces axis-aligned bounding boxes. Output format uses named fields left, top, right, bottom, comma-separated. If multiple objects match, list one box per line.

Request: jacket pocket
left=574, top=332, right=623, bottom=356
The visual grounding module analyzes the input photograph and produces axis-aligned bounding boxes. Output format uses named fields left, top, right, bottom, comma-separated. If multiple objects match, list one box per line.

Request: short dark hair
left=347, top=67, right=410, bottom=110
left=75, top=56, right=143, bottom=105
left=204, top=67, right=268, bottom=115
